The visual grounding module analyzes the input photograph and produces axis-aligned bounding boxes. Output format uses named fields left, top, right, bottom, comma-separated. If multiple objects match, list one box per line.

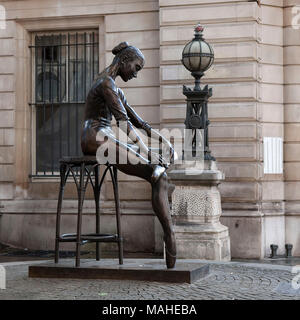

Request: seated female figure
left=81, top=42, right=176, bottom=268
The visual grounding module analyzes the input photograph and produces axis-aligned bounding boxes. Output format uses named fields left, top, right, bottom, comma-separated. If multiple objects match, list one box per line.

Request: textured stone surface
left=172, top=186, right=222, bottom=217
left=0, top=259, right=299, bottom=300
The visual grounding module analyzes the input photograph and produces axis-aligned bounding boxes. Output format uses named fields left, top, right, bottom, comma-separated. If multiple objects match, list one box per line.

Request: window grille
left=29, top=31, right=99, bottom=177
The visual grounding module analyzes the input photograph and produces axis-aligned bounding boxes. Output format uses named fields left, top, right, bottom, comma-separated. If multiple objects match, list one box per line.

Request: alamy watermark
left=291, top=265, right=300, bottom=290
left=95, top=123, right=205, bottom=170
left=0, top=5, right=6, bottom=30
left=292, top=6, right=300, bottom=30
left=0, top=265, right=6, bottom=289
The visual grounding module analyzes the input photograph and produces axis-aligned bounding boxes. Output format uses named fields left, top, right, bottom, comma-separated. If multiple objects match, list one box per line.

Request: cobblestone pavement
left=0, top=259, right=299, bottom=300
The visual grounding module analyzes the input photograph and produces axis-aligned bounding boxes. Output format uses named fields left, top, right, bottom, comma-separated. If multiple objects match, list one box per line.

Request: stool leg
left=94, top=165, right=100, bottom=261
left=55, top=163, right=67, bottom=264
left=76, top=163, right=86, bottom=267
left=112, top=166, right=123, bottom=265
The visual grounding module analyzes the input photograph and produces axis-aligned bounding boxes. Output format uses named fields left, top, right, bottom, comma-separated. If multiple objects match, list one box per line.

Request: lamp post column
left=168, top=24, right=231, bottom=261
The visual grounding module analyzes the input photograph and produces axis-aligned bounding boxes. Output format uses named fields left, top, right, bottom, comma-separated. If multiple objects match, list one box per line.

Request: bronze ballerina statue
left=81, top=42, right=176, bottom=268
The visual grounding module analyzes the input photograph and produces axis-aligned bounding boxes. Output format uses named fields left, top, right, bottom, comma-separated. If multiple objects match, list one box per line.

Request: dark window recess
left=29, top=31, right=99, bottom=176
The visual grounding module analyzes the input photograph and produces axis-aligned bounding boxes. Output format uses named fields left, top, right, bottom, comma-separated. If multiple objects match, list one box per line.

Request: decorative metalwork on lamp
left=181, top=24, right=215, bottom=160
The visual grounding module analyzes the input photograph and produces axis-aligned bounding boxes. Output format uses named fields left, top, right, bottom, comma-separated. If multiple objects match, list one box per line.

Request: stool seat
left=54, top=157, right=123, bottom=267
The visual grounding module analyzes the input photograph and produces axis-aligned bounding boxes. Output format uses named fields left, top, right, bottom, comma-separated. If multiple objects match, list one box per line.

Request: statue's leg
left=114, top=146, right=176, bottom=269
left=151, top=172, right=176, bottom=269
left=82, top=129, right=176, bottom=268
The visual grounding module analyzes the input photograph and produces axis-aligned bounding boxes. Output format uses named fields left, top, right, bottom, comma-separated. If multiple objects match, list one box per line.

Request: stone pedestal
left=168, top=160, right=231, bottom=261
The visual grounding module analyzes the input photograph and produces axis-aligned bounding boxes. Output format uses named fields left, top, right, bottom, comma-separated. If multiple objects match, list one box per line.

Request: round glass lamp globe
left=181, top=26, right=214, bottom=73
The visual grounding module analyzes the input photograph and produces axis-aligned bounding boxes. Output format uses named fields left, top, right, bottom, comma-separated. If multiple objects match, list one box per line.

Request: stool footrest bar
left=59, top=233, right=120, bottom=242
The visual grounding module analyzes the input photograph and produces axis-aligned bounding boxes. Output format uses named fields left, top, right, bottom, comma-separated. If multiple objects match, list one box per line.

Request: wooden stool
left=54, top=156, right=123, bottom=267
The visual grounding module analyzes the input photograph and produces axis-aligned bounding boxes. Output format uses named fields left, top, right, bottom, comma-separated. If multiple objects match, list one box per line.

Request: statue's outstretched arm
left=100, top=77, right=162, bottom=164
left=117, top=87, right=152, bottom=134
left=117, top=87, right=175, bottom=163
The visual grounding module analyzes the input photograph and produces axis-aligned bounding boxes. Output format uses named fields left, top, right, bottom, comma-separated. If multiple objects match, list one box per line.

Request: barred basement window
left=29, top=31, right=99, bottom=176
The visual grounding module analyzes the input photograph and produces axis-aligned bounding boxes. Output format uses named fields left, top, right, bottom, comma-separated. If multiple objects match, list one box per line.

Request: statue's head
left=112, top=42, right=145, bottom=82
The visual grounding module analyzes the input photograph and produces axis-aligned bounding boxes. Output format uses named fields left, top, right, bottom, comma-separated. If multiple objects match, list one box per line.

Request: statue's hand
left=169, top=146, right=175, bottom=162
left=162, top=142, right=176, bottom=163
left=148, top=150, right=165, bottom=166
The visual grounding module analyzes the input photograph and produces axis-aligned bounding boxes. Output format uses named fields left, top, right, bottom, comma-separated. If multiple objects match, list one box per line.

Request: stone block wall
left=0, top=0, right=162, bottom=253
left=159, top=0, right=262, bottom=258
left=160, top=0, right=289, bottom=258
left=0, top=17, right=16, bottom=201
left=258, top=0, right=285, bottom=258
left=283, top=0, right=300, bottom=256
left=0, top=0, right=299, bottom=258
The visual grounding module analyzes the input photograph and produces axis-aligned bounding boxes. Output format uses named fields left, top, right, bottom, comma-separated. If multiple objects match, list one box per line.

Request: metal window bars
left=29, top=31, right=99, bottom=177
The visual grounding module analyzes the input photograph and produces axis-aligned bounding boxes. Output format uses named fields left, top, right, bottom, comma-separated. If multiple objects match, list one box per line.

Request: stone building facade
left=0, top=0, right=299, bottom=259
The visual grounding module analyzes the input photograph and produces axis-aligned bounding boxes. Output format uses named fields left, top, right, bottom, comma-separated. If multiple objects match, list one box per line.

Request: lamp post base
left=168, top=160, right=231, bottom=261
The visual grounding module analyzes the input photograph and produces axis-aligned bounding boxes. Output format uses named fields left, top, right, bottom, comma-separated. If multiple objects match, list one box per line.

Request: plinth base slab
left=28, top=259, right=209, bottom=284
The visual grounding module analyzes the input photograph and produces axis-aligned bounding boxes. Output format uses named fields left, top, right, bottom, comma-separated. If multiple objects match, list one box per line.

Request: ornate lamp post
left=181, top=24, right=215, bottom=160
left=168, top=24, right=231, bottom=262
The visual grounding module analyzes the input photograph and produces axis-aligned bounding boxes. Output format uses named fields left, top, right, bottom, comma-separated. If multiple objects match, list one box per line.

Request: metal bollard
left=285, top=244, right=293, bottom=258
left=270, top=244, right=278, bottom=258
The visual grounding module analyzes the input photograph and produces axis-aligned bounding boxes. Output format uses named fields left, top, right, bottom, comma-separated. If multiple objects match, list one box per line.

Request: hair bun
left=112, top=42, right=129, bottom=55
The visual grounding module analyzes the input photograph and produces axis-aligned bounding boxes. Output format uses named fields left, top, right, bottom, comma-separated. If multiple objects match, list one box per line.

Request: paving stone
left=0, top=261, right=299, bottom=300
